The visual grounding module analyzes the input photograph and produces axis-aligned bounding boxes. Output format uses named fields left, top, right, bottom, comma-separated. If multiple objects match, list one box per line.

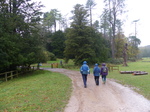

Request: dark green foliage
left=0, top=0, right=47, bottom=72
left=49, top=52, right=57, bottom=61
left=107, top=58, right=123, bottom=64
left=139, top=45, right=150, bottom=58
left=64, top=4, right=109, bottom=65
left=51, top=30, right=65, bottom=58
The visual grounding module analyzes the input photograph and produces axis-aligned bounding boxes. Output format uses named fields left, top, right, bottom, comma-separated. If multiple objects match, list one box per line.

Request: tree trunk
left=123, top=43, right=128, bottom=66
left=90, top=7, right=92, bottom=27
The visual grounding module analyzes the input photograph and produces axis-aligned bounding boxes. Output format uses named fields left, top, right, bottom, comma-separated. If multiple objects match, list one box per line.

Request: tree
left=64, top=4, right=109, bottom=65
left=51, top=30, right=65, bottom=58
left=93, top=20, right=99, bottom=31
left=43, top=9, right=62, bottom=32
left=139, top=45, right=150, bottom=58
left=128, top=36, right=141, bottom=60
left=86, top=0, right=96, bottom=27
left=100, top=9, right=110, bottom=39
left=123, top=43, right=128, bottom=66
left=115, top=33, right=127, bottom=58
left=103, top=0, right=126, bottom=58
left=64, top=4, right=90, bottom=64
left=0, top=0, right=45, bottom=72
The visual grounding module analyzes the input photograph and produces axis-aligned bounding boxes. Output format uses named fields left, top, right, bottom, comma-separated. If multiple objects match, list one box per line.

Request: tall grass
left=108, top=58, right=150, bottom=100
left=0, top=70, right=72, bottom=112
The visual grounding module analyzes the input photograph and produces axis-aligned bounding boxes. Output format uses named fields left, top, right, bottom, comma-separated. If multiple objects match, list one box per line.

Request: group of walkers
left=80, top=61, right=108, bottom=88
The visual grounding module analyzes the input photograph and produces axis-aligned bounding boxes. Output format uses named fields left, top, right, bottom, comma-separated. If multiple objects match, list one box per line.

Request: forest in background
left=0, top=0, right=145, bottom=73
left=139, top=45, right=150, bottom=58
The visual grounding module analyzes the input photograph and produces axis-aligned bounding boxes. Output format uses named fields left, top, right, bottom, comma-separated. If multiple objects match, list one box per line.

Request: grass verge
left=108, top=58, right=150, bottom=100
left=0, top=70, right=72, bottom=112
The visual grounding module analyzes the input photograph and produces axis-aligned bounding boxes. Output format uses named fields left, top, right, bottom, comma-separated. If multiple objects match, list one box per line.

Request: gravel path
left=45, top=68, right=150, bottom=112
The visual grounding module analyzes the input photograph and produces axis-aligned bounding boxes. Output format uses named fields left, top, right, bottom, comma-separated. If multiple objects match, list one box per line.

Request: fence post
left=16, top=71, right=18, bottom=77
left=11, top=71, right=13, bottom=79
left=5, top=73, right=7, bottom=82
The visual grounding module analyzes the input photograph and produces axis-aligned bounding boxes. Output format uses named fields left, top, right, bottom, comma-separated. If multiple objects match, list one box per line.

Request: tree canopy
left=0, top=0, right=142, bottom=72
left=64, top=4, right=109, bottom=65
left=0, top=0, right=48, bottom=72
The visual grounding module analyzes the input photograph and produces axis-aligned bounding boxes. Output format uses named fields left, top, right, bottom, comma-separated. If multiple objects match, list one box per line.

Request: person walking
left=80, top=61, right=90, bottom=88
left=101, top=63, right=108, bottom=84
left=93, top=63, right=101, bottom=86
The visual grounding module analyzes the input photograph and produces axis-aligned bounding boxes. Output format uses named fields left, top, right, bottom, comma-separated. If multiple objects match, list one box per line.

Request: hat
left=83, top=61, right=87, bottom=64
left=102, top=63, right=106, bottom=66
left=95, top=63, right=98, bottom=66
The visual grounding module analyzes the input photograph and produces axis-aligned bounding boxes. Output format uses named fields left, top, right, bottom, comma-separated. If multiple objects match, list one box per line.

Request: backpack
left=103, top=66, right=107, bottom=73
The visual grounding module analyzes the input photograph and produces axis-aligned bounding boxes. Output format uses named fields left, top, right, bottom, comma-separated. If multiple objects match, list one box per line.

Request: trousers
left=102, top=75, right=106, bottom=82
left=94, top=76, right=100, bottom=85
left=82, top=74, right=88, bottom=87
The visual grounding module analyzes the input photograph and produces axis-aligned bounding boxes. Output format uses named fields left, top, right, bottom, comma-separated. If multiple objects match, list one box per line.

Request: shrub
left=107, top=58, right=123, bottom=64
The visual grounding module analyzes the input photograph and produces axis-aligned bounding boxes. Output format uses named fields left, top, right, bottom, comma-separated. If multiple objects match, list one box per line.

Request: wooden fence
left=0, top=66, right=35, bottom=82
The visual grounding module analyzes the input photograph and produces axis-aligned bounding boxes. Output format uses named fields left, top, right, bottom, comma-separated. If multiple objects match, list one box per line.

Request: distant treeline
left=139, top=45, right=150, bottom=58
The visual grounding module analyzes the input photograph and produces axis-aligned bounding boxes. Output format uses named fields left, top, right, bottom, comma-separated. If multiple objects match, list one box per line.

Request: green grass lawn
left=1, top=58, right=150, bottom=111
left=108, top=58, right=150, bottom=100
left=0, top=70, right=72, bottom=112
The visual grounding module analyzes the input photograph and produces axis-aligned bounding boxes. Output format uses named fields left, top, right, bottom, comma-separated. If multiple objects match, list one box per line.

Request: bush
left=49, top=52, right=56, bottom=61
left=107, top=58, right=123, bottom=64
left=128, top=58, right=136, bottom=62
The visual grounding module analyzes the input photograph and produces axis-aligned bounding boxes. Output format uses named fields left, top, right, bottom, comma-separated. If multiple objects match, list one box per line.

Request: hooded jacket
left=93, top=64, right=101, bottom=76
left=80, top=61, right=90, bottom=75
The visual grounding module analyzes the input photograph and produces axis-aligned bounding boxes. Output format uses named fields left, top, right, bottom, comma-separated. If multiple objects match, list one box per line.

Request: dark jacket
left=101, top=66, right=108, bottom=76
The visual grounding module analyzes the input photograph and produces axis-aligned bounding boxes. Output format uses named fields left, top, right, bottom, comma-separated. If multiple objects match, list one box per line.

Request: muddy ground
left=45, top=68, right=150, bottom=112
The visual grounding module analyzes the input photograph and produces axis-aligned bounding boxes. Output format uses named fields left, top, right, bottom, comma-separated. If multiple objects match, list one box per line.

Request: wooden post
left=11, top=71, right=13, bottom=79
left=123, top=43, right=128, bottom=66
left=16, top=71, right=18, bottom=77
left=5, top=73, right=7, bottom=82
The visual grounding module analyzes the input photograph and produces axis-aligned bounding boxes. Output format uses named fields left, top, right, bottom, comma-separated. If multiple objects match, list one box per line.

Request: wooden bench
left=107, top=64, right=119, bottom=71
left=51, top=63, right=59, bottom=68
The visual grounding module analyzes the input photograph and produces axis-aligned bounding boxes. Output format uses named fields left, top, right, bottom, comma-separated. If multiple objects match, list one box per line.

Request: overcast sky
left=34, top=0, right=150, bottom=47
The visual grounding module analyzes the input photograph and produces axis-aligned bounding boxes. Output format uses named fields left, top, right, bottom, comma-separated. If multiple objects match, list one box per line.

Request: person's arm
left=99, top=67, right=101, bottom=74
left=93, top=67, right=95, bottom=74
left=88, top=66, right=90, bottom=74
left=80, top=66, right=83, bottom=74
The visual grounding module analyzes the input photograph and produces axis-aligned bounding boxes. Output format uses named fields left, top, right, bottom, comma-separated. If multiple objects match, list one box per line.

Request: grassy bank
left=108, top=58, right=150, bottom=100
left=0, top=70, right=72, bottom=112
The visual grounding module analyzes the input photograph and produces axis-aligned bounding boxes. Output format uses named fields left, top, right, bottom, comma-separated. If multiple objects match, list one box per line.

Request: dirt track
left=45, top=68, right=150, bottom=112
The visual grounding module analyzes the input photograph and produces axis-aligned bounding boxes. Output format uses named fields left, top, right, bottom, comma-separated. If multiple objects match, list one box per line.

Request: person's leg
left=94, top=76, right=97, bottom=85
left=96, top=76, right=99, bottom=85
left=102, top=75, right=105, bottom=84
left=102, top=75, right=106, bottom=84
left=103, top=75, right=106, bottom=84
left=102, top=75, right=104, bottom=81
left=82, top=74, right=87, bottom=88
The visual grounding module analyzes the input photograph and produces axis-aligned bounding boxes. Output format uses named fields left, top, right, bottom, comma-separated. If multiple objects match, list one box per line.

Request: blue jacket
left=93, top=65, right=101, bottom=76
left=80, top=63, right=90, bottom=75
